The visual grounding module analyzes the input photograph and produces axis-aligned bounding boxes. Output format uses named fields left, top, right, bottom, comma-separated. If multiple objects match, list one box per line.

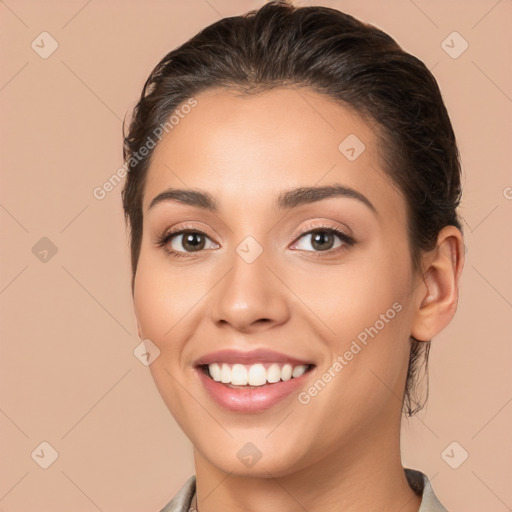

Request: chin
left=192, top=433, right=314, bottom=478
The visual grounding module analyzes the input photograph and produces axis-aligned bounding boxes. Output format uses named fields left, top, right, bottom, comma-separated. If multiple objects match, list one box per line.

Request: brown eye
left=293, top=227, right=353, bottom=253
left=156, top=228, right=219, bottom=258
left=309, top=231, right=336, bottom=251
left=174, top=232, right=207, bottom=252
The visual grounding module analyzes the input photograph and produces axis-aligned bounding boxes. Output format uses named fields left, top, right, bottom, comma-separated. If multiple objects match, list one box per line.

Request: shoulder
left=404, top=467, right=450, bottom=512
left=160, top=470, right=449, bottom=511
left=159, top=475, right=196, bottom=512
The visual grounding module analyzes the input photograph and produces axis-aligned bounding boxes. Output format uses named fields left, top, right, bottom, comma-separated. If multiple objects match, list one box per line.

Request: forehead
left=142, top=87, right=404, bottom=220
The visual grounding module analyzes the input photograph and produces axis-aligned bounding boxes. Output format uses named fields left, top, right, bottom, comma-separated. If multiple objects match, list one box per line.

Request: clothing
left=159, top=467, right=448, bottom=511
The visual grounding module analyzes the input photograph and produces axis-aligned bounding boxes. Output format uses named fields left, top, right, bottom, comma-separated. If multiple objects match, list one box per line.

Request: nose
left=209, top=248, right=290, bottom=333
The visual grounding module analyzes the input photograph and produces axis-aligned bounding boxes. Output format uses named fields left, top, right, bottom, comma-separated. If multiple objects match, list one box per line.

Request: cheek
left=289, top=242, right=413, bottom=397
left=133, top=267, right=169, bottom=342
left=133, top=255, right=199, bottom=425
left=133, top=251, right=205, bottom=347
left=292, top=245, right=410, bottom=341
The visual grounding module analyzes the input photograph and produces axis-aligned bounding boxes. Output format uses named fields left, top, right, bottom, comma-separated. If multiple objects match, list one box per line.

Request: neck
left=192, top=417, right=421, bottom=512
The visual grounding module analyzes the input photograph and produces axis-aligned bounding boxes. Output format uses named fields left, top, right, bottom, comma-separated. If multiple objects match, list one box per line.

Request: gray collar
left=160, top=468, right=448, bottom=512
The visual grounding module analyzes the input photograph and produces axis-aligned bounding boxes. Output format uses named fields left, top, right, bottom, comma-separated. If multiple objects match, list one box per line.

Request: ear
left=136, top=320, right=143, bottom=340
left=411, top=225, right=465, bottom=342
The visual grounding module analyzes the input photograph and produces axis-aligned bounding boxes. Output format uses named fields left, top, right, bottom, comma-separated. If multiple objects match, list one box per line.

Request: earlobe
left=411, top=226, right=465, bottom=342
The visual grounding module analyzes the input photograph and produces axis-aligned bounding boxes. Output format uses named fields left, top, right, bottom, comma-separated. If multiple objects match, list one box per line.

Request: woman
left=122, top=1, right=464, bottom=510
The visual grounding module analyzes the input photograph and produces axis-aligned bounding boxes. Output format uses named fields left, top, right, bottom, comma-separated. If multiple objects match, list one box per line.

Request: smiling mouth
left=199, top=362, right=316, bottom=388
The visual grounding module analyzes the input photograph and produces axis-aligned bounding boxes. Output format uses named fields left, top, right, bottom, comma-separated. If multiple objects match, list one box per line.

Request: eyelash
left=155, top=223, right=356, bottom=260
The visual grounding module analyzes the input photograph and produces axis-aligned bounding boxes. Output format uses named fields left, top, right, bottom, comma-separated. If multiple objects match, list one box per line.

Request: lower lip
left=196, top=367, right=313, bottom=413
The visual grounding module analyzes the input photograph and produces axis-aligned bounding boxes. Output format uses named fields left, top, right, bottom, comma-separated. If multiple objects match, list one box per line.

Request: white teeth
left=231, top=364, right=247, bottom=385
left=281, top=364, right=293, bottom=381
left=248, top=364, right=267, bottom=386
left=292, top=365, right=307, bottom=378
left=207, top=362, right=309, bottom=386
left=209, top=363, right=221, bottom=381
left=267, top=363, right=281, bottom=383
left=220, top=364, right=231, bottom=383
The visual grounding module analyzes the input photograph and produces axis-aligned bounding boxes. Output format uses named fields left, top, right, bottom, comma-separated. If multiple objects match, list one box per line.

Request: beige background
left=1, top=0, right=511, bottom=510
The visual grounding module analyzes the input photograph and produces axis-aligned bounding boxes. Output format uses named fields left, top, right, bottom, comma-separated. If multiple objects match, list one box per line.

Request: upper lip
left=193, top=348, right=315, bottom=367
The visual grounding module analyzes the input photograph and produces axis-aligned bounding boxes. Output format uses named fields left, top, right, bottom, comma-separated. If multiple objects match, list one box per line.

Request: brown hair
left=122, top=0, right=463, bottom=416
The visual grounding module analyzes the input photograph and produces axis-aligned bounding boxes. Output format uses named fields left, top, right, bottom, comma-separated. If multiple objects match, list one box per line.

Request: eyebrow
left=148, top=183, right=377, bottom=215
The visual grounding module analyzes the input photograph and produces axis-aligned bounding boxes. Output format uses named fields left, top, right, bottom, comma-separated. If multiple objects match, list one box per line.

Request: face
left=133, top=87, right=421, bottom=476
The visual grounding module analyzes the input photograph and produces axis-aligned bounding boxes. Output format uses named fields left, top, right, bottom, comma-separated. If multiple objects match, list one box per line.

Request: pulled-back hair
left=122, top=0, right=463, bottom=416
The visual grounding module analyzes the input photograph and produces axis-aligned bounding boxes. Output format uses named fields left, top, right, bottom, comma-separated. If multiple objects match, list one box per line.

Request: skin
left=133, top=87, right=464, bottom=512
